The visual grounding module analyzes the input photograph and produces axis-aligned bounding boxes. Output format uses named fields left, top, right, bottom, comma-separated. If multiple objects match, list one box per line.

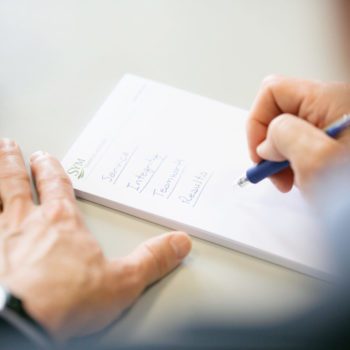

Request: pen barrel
left=246, top=160, right=290, bottom=184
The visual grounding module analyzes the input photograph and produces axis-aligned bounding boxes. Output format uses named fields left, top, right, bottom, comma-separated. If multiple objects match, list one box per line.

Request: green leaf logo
left=67, top=158, right=86, bottom=180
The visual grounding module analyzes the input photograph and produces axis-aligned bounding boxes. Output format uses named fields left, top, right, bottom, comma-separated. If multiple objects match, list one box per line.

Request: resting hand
left=247, top=76, right=350, bottom=193
left=0, top=139, right=191, bottom=340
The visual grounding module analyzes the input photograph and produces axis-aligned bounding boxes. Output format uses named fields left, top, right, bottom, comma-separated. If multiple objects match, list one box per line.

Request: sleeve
left=0, top=316, right=39, bottom=350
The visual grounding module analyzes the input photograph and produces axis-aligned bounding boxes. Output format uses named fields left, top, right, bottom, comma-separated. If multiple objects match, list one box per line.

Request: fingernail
left=30, top=150, right=48, bottom=162
left=0, top=138, right=16, bottom=150
left=256, top=141, right=268, bottom=157
left=170, top=232, right=191, bottom=259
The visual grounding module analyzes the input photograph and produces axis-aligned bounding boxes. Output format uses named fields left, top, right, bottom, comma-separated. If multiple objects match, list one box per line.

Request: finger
left=118, top=231, right=191, bottom=289
left=247, top=75, right=320, bottom=163
left=0, top=139, right=32, bottom=211
left=30, top=151, right=75, bottom=204
left=259, top=114, right=341, bottom=189
left=257, top=139, right=285, bottom=162
left=269, top=167, right=294, bottom=193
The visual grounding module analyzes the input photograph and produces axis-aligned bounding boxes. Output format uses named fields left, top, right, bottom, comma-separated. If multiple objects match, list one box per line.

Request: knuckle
left=261, top=74, right=284, bottom=89
left=43, top=198, right=77, bottom=221
left=269, top=114, right=292, bottom=134
left=125, top=258, right=142, bottom=276
left=37, top=172, right=72, bottom=188
left=143, top=242, right=165, bottom=277
left=0, top=168, right=28, bottom=182
left=111, top=258, right=144, bottom=296
left=45, top=201, right=63, bottom=221
left=124, top=260, right=144, bottom=290
left=7, top=191, right=32, bottom=206
left=260, top=75, right=291, bottom=100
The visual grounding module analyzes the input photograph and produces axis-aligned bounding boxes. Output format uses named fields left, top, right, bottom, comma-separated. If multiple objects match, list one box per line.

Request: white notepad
left=62, top=75, right=331, bottom=279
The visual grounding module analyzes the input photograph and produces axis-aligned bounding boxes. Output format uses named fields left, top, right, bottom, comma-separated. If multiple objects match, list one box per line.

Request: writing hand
left=0, top=139, right=191, bottom=340
left=247, top=76, right=350, bottom=193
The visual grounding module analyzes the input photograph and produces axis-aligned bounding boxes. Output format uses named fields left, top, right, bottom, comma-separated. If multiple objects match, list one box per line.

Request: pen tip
left=237, top=177, right=249, bottom=188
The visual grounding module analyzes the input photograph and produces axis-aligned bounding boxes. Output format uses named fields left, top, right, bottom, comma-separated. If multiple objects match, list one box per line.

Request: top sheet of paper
left=62, top=75, right=331, bottom=279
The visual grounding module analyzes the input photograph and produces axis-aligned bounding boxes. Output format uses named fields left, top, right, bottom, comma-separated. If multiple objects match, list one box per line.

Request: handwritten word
left=101, top=152, right=130, bottom=184
left=153, top=159, right=185, bottom=198
left=178, top=171, right=210, bottom=206
left=127, top=154, right=165, bottom=193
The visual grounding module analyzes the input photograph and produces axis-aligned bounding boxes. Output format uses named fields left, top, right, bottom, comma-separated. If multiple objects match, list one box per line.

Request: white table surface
left=1, top=0, right=348, bottom=346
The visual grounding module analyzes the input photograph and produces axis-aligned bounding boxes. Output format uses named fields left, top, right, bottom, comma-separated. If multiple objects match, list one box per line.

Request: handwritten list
left=100, top=147, right=212, bottom=207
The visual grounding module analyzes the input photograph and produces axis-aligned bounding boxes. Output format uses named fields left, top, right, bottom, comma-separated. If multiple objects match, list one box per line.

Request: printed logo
left=67, top=158, right=86, bottom=180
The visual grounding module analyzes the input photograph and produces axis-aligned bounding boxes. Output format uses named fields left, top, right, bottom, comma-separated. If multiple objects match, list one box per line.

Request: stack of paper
left=62, top=75, right=331, bottom=279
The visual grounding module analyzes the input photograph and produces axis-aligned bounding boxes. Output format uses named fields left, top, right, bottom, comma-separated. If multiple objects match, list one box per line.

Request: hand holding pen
left=243, top=76, right=350, bottom=194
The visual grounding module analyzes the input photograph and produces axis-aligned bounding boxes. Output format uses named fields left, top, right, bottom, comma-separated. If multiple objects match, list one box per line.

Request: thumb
left=123, top=231, right=191, bottom=288
left=256, top=114, right=342, bottom=188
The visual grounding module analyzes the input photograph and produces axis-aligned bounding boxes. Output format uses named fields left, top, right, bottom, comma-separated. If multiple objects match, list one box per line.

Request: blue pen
left=237, top=114, right=350, bottom=187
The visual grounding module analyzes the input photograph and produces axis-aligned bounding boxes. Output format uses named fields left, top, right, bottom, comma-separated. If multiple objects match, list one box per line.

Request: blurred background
left=1, top=0, right=348, bottom=154
left=1, top=1, right=349, bottom=348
